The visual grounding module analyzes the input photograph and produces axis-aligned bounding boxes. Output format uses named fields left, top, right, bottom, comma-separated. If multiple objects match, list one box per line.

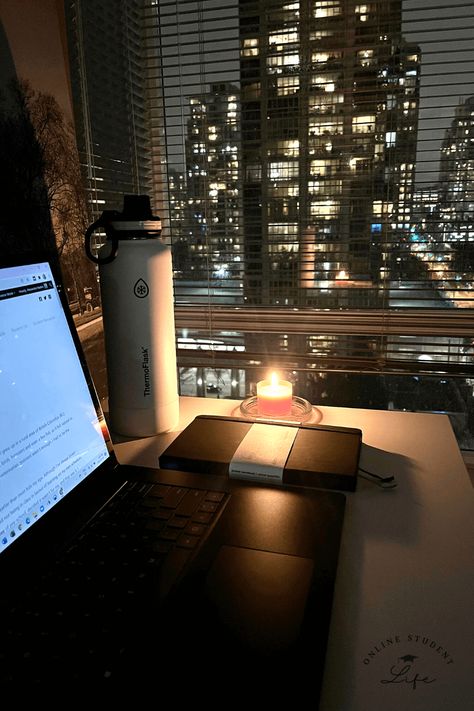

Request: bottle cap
left=110, top=195, right=162, bottom=236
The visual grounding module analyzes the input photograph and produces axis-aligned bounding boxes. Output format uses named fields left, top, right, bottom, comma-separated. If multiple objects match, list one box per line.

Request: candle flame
left=270, top=372, right=278, bottom=387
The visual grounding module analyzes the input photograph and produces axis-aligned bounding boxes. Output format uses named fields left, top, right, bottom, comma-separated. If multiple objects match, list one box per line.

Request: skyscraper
left=184, top=83, right=244, bottom=283
left=239, top=0, right=421, bottom=307
left=64, top=0, right=161, bottom=222
left=439, top=95, right=474, bottom=244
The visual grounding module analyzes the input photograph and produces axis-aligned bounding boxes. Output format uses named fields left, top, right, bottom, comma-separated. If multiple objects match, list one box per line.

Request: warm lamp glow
left=256, top=372, right=293, bottom=417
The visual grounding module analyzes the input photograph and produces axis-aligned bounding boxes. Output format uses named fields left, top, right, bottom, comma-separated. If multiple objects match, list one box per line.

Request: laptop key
left=177, top=534, right=199, bottom=549
left=167, top=517, right=187, bottom=529
left=147, top=484, right=171, bottom=498
left=161, top=487, right=187, bottom=509
left=175, top=489, right=207, bottom=516
left=149, top=508, right=172, bottom=521
left=205, top=491, right=225, bottom=502
left=200, top=501, right=218, bottom=513
left=192, top=511, right=212, bottom=524
left=159, top=529, right=180, bottom=541
left=186, top=523, right=205, bottom=536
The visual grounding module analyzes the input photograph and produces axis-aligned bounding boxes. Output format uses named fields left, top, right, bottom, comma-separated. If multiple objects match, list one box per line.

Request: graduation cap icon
left=399, top=654, right=418, bottom=663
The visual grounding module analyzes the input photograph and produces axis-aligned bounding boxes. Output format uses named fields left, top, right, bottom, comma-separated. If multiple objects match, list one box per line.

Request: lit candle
left=256, top=372, right=293, bottom=417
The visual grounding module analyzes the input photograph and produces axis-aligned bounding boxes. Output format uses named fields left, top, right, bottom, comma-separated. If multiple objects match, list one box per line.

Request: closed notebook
left=159, top=414, right=362, bottom=492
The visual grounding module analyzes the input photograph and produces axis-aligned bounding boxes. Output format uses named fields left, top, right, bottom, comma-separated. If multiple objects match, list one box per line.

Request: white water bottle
left=85, top=195, right=179, bottom=436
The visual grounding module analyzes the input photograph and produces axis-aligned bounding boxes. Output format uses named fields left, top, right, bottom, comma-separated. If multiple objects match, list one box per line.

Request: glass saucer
left=239, top=396, right=322, bottom=424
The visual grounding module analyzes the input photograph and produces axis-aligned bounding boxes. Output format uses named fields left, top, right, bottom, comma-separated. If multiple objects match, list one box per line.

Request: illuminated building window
left=310, top=159, right=334, bottom=176
left=352, top=115, right=375, bottom=133
left=372, top=200, right=393, bottom=216
left=310, top=30, right=334, bottom=40
left=313, top=52, right=330, bottom=63
left=276, top=139, right=300, bottom=156
left=312, top=74, right=338, bottom=92
left=241, top=38, right=259, bottom=57
left=277, top=76, right=300, bottom=96
left=267, top=53, right=300, bottom=68
left=310, top=200, right=339, bottom=218
left=309, top=119, right=343, bottom=135
left=269, top=160, right=299, bottom=179
left=268, top=223, right=298, bottom=236
left=357, top=49, right=374, bottom=67
left=385, top=131, right=396, bottom=147
left=314, top=1, right=342, bottom=19
left=312, top=51, right=342, bottom=64
left=355, top=4, right=370, bottom=21
left=269, top=28, right=298, bottom=45
left=309, top=92, right=344, bottom=113
left=269, top=184, right=299, bottom=197
left=310, top=179, right=342, bottom=195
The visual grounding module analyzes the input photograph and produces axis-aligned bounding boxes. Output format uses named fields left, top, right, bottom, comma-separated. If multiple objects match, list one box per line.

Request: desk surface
left=112, top=397, right=474, bottom=711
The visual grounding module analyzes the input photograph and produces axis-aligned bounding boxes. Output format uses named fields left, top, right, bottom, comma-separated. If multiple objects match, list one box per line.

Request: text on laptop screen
left=0, top=261, right=109, bottom=553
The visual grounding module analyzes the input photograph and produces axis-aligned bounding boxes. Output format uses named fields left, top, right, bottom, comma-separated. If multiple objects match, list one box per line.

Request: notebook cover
left=159, top=415, right=361, bottom=492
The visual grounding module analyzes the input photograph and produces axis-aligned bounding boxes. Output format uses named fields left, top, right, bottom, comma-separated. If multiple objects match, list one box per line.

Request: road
left=388, top=280, right=455, bottom=308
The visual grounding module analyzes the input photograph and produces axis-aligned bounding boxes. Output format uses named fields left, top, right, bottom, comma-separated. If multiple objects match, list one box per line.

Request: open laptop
left=0, top=253, right=346, bottom=695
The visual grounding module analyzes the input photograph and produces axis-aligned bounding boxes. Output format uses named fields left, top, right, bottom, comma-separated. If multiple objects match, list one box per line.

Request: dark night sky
left=0, top=0, right=73, bottom=120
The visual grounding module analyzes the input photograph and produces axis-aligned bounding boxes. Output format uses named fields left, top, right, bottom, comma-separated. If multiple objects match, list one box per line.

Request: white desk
left=112, top=397, right=474, bottom=711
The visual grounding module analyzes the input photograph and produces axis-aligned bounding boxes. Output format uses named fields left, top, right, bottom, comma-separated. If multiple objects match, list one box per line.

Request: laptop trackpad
left=205, top=545, right=314, bottom=652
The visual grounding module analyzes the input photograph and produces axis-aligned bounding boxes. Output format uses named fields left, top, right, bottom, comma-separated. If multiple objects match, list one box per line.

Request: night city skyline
left=1, top=0, right=473, bottom=447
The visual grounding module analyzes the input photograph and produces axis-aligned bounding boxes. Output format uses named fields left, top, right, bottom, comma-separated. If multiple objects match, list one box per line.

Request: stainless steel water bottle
left=85, top=195, right=179, bottom=436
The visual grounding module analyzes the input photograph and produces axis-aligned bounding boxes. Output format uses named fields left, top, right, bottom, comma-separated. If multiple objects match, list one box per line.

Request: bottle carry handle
left=85, top=216, right=119, bottom=265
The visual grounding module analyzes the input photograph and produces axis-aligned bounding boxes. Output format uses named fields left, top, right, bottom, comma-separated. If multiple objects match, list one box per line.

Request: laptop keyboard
left=0, top=480, right=228, bottom=686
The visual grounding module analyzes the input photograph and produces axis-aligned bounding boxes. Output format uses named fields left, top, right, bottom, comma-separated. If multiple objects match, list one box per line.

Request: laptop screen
left=0, top=260, right=110, bottom=553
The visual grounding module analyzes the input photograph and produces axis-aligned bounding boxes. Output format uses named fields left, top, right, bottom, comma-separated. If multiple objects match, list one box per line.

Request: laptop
left=0, top=253, right=346, bottom=695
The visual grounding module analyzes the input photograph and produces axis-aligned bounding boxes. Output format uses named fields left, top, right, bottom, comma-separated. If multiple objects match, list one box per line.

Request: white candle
left=256, top=372, right=293, bottom=417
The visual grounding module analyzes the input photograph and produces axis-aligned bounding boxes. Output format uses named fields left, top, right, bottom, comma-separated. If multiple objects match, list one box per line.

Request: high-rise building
left=64, top=0, right=162, bottom=223
left=168, top=168, right=189, bottom=273
left=184, top=83, right=244, bottom=283
left=239, top=0, right=421, bottom=307
left=438, top=95, right=474, bottom=244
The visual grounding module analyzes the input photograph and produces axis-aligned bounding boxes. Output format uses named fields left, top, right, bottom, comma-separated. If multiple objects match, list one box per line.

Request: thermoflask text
left=85, top=195, right=179, bottom=436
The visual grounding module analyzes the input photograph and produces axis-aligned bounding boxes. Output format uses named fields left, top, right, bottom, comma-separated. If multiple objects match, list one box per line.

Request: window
left=309, top=119, right=343, bottom=136
left=352, top=115, right=376, bottom=133
left=269, top=29, right=299, bottom=46
left=3, top=0, right=472, bottom=449
left=241, top=38, right=259, bottom=56
left=314, top=1, right=342, bottom=19
left=357, top=49, right=374, bottom=67
left=267, top=52, right=300, bottom=69
left=276, top=76, right=300, bottom=96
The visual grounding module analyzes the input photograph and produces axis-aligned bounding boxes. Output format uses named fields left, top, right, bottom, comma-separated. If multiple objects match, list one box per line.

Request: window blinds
left=145, top=0, right=474, bottom=386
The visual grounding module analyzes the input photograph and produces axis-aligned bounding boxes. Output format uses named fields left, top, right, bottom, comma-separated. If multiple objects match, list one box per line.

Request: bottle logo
left=133, top=278, right=149, bottom=298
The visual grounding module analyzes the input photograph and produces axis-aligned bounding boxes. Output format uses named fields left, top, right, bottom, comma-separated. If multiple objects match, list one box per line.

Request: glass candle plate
left=239, top=396, right=322, bottom=424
